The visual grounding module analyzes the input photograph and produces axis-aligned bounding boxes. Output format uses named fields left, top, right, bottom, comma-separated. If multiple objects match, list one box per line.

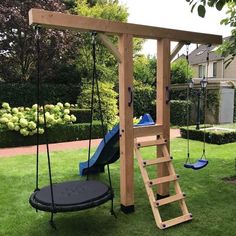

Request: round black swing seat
left=29, top=180, right=113, bottom=213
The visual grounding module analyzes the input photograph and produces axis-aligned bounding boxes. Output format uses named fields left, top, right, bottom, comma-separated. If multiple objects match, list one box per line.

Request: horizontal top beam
left=29, top=9, right=222, bottom=45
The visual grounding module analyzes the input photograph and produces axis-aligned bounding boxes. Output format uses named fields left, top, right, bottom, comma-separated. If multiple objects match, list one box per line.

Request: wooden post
left=119, top=34, right=134, bottom=213
left=156, top=38, right=171, bottom=197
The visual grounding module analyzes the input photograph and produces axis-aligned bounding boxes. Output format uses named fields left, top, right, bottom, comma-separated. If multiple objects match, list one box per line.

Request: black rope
left=35, top=26, right=56, bottom=218
left=201, top=45, right=210, bottom=160
left=86, top=33, right=97, bottom=180
left=35, top=26, right=40, bottom=192
left=88, top=32, right=115, bottom=216
left=185, top=44, right=191, bottom=164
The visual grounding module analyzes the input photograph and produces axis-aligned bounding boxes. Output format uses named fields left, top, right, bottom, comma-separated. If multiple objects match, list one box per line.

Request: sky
left=119, top=0, right=232, bottom=55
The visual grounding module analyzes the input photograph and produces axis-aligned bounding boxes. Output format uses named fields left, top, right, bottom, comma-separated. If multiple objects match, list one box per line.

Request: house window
left=213, top=62, right=217, bottom=77
left=198, top=65, right=205, bottom=77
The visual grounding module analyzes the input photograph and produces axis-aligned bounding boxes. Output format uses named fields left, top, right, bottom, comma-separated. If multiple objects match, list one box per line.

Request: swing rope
left=184, top=43, right=209, bottom=170
left=35, top=26, right=56, bottom=225
left=185, top=43, right=191, bottom=165
left=30, top=28, right=115, bottom=227
left=86, top=32, right=115, bottom=216
left=201, top=44, right=211, bottom=159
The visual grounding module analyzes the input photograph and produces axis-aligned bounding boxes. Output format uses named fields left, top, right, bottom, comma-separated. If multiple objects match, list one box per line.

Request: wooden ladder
left=134, top=136, right=192, bottom=229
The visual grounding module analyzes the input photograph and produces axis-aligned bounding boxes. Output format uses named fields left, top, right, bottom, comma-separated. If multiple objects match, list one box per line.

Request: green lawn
left=1, top=138, right=236, bottom=236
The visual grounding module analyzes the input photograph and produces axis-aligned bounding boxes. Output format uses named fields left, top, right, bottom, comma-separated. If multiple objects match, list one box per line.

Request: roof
left=188, top=44, right=224, bottom=65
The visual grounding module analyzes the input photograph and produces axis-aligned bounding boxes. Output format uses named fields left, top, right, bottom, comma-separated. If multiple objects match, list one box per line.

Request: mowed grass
left=0, top=138, right=236, bottom=236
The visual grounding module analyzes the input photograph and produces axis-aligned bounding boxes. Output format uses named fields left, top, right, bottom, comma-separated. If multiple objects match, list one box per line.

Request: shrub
left=77, top=82, right=118, bottom=129
left=0, top=82, right=81, bottom=107
left=0, top=102, right=77, bottom=136
left=133, top=80, right=155, bottom=118
left=180, top=126, right=236, bottom=144
left=0, top=121, right=104, bottom=148
left=70, top=108, right=91, bottom=123
left=170, top=100, right=192, bottom=126
left=171, top=58, right=193, bottom=84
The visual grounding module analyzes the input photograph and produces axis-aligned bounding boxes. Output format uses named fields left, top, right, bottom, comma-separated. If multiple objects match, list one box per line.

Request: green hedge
left=170, top=100, right=192, bottom=126
left=133, top=80, right=155, bottom=118
left=180, top=126, right=236, bottom=144
left=70, top=108, right=90, bottom=123
left=0, top=122, right=104, bottom=148
left=0, top=82, right=81, bottom=107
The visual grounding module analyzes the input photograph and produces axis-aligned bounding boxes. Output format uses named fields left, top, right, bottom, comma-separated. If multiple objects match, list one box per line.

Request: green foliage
left=186, top=0, right=232, bottom=17
left=180, top=125, right=236, bottom=144
left=0, top=121, right=104, bottom=148
left=75, top=0, right=125, bottom=84
left=70, top=108, right=91, bottom=123
left=0, top=0, right=80, bottom=82
left=75, top=0, right=144, bottom=84
left=76, top=0, right=128, bottom=21
left=170, top=100, right=192, bottom=126
left=133, top=55, right=156, bottom=85
left=206, top=89, right=220, bottom=115
left=186, top=0, right=236, bottom=65
left=0, top=82, right=80, bottom=107
left=171, top=58, right=193, bottom=84
left=133, top=80, right=155, bottom=118
left=0, top=102, right=77, bottom=136
left=77, top=81, right=118, bottom=129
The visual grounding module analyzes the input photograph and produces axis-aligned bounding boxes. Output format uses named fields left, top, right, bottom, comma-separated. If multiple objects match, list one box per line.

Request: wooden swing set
left=29, top=8, right=222, bottom=229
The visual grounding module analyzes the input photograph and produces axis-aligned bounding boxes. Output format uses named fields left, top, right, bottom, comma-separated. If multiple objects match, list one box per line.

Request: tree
left=133, top=55, right=156, bottom=86
left=171, top=58, right=193, bottom=84
left=0, top=0, right=80, bottom=82
left=75, top=0, right=144, bottom=84
left=186, top=0, right=236, bottom=66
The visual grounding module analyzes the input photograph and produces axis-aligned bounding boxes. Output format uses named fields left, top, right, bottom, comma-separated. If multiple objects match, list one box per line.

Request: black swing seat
left=184, top=159, right=208, bottom=170
left=29, top=180, right=113, bottom=213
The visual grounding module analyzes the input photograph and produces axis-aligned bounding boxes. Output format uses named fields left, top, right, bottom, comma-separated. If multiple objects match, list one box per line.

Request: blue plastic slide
left=79, top=114, right=154, bottom=176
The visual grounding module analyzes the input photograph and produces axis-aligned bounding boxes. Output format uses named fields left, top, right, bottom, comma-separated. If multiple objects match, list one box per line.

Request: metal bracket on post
left=128, top=87, right=133, bottom=107
left=166, top=86, right=171, bottom=104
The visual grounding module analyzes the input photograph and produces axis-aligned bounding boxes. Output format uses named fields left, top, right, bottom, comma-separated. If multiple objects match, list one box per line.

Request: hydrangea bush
left=0, top=102, right=77, bottom=136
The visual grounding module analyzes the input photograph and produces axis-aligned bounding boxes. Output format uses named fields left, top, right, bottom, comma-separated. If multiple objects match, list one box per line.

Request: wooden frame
left=28, top=8, right=222, bottom=214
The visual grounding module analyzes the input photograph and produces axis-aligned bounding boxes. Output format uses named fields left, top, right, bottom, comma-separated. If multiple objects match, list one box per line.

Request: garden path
left=0, top=129, right=180, bottom=158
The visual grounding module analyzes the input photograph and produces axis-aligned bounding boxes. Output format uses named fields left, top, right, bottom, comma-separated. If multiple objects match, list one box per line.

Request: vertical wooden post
left=156, top=38, right=171, bottom=197
left=119, top=34, right=134, bottom=213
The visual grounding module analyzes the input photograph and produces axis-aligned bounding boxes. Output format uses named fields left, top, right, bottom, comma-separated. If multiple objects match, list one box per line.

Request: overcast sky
left=119, top=0, right=232, bottom=55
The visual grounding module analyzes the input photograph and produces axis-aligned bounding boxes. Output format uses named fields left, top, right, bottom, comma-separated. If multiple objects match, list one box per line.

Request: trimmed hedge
left=170, top=100, right=192, bottom=126
left=70, top=108, right=90, bottom=123
left=180, top=126, right=236, bottom=144
left=0, top=122, right=105, bottom=148
left=0, top=82, right=81, bottom=107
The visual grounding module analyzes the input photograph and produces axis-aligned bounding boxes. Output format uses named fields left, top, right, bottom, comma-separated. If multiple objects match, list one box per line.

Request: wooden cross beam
left=29, top=9, right=222, bottom=44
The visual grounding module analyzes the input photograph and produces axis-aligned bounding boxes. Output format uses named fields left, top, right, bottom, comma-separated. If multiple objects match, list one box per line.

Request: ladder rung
left=148, top=175, right=178, bottom=187
left=136, top=139, right=166, bottom=148
left=161, top=214, right=192, bottom=229
left=143, top=157, right=171, bottom=167
left=154, top=193, right=185, bottom=207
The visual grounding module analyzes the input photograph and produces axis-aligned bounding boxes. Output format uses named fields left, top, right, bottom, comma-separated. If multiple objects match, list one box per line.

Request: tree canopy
left=0, top=0, right=132, bottom=83
left=0, top=0, right=81, bottom=82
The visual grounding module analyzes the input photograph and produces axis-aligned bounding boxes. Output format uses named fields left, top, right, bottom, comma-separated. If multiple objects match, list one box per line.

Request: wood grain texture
left=29, top=9, right=222, bottom=44
left=119, top=34, right=134, bottom=207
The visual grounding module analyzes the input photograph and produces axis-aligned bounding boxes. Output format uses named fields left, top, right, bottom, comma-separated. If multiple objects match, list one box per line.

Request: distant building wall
left=216, top=60, right=223, bottom=78
left=224, top=58, right=236, bottom=78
